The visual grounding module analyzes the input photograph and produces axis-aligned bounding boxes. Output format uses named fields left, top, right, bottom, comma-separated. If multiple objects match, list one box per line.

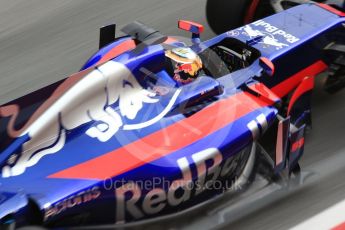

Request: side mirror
left=259, top=57, right=275, bottom=77
left=178, top=20, right=204, bottom=42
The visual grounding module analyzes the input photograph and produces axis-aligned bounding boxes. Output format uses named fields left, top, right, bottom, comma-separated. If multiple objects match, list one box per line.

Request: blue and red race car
left=0, top=2, right=344, bottom=229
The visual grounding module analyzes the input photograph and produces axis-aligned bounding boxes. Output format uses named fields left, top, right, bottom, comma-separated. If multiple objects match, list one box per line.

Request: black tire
left=206, top=0, right=253, bottom=34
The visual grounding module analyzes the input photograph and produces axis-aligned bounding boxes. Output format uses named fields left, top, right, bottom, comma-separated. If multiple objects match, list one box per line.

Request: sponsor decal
left=247, top=113, right=268, bottom=139
left=235, top=20, right=300, bottom=50
left=44, top=186, right=101, bottom=220
left=1, top=61, right=181, bottom=178
left=114, top=147, right=246, bottom=223
left=226, top=30, right=240, bottom=37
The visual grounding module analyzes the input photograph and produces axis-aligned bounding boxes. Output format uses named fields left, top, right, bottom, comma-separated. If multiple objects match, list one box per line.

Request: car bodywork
left=0, top=3, right=344, bottom=229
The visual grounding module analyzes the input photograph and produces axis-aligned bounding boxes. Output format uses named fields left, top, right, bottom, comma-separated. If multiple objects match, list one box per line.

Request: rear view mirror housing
left=178, top=20, right=204, bottom=34
left=178, top=20, right=204, bottom=42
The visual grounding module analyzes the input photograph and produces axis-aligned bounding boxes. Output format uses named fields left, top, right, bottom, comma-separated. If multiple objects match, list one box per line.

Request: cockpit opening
left=164, top=37, right=261, bottom=84
left=200, top=37, right=261, bottom=78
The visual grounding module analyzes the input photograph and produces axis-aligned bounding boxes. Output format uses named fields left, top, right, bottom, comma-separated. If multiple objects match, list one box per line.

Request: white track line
left=290, top=199, right=345, bottom=230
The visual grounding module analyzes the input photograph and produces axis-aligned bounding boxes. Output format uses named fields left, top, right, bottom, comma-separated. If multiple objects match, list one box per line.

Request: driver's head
left=165, top=47, right=203, bottom=84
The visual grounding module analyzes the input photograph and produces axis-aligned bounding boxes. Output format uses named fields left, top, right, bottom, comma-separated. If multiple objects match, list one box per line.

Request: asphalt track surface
left=1, top=1, right=345, bottom=229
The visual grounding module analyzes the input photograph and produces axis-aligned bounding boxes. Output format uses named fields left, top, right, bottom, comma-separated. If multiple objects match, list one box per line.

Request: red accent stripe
left=244, top=0, right=261, bottom=24
left=271, top=60, right=327, bottom=98
left=317, top=3, right=345, bottom=17
left=96, top=39, right=136, bottom=66
left=48, top=90, right=271, bottom=180
left=287, top=76, right=314, bottom=115
left=291, top=137, right=305, bottom=152
left=333, top=222, right=345, bottom=230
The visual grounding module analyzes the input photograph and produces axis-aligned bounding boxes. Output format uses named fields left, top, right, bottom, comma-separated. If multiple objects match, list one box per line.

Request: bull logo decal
left=241, top=25, right=289, bottom=50
left=1, top=61, right=180, bottom=177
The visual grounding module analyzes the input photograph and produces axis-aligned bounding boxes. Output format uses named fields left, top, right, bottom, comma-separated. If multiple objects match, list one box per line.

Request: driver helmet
left=165, top=47, right=203, bottom=84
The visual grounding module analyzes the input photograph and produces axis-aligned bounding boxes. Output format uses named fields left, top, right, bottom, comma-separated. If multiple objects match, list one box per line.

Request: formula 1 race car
left=206, top=0, right=345, bottom=34
left=0, top=2, right=344, bottom=229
